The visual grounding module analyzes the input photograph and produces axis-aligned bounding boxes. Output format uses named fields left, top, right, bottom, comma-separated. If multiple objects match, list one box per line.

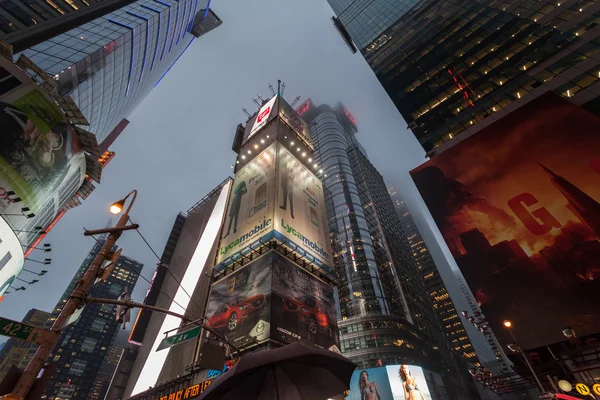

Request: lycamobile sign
left=219, top=219, right=272, bottom=256
left=280, top=219, right=329, bottom=259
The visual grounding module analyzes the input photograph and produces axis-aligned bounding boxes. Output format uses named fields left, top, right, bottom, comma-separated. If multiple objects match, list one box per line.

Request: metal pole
left=509, top=328, right=545, bottom=393
left=2, top=191, right=138, bottom=400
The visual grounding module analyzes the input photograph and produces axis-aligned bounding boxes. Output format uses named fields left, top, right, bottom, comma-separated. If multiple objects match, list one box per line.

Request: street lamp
left=503, top=320, right=545, bottom=392
left=110, top=190, right=137, bottom=215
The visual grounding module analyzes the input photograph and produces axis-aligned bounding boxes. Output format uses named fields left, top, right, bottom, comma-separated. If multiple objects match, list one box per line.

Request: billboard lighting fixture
left=308, top=158, right=312, bottom=162
left=319, top=169, right=323, bottom=173
left=236, top=160, right=240, bottom=164
left=290, top=141, right=294, bottom=145
left=261, top=139, right=265, bottom=144
left=247, top=150, right=251, bottom=154
left=314, top=164, right=318, bottom=168
left=241, top=155, right=246, bottom=160
left=302, top=152, right=306, bottom=157
left=254, top=144, right=259, bottom=149
left=297, top=148, right=300, bottom=152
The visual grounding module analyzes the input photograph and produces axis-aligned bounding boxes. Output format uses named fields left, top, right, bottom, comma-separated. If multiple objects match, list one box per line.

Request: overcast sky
left=1, top=0, right=459, bottom=332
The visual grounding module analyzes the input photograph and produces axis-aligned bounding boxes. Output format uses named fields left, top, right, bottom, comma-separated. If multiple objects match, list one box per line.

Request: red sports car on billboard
left=283, top=297, right=330, bottom=334
left=209, top=294, right=266, bottom=331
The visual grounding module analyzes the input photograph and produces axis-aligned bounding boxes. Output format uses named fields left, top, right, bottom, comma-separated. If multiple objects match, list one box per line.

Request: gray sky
left=1, top=0, right=457, bottom=332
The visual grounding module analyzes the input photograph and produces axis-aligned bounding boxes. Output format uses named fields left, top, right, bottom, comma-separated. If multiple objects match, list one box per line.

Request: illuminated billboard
left=207, top=251, right=338, bottom=350
left=345, top=365, right=445, bottom=400
left=216, top=143, right=333, bottom=274
left=244, top=95, right=277, bottom=144
left=206, top=254, right=272, bottom=348
left=0, top=216, right=24, bottom=297
left=278, top=98, right=311, bottom=142
left=410, top=92, right=600, bottom=349
left=270, top=252, right=338, bottom=350
left=274, top=145, right=332, bottom=271
left=0, top=59, right=86, bottom=243
left=216, top=143, right=276, bottom=268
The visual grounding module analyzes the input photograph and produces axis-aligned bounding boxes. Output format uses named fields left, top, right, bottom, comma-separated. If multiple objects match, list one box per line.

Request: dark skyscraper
left=19, top=0, right=221, bottom=145
left=327, top=0, right=600, bottom=156
left=297, top=99, right=474, bottom=399
left=42, top=239, right=143, bottom=400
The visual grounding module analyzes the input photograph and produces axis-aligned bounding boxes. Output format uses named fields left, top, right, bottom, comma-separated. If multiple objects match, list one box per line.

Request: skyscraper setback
left=42, top=239, right=143, bottom=400
left=296, top=99, right=475, bottom=399
left=327, top=0, right=600, bottom=155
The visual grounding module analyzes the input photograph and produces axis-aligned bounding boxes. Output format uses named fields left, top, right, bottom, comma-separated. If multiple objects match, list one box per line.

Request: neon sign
left=296, top=100, right=311, bottom=116
left=344, top=109, right=356, bottom=129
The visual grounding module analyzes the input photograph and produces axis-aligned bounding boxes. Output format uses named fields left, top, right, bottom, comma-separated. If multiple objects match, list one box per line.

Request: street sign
left=593, top=383, right=600, bottom=396
left=575, top=383, right=590, bottom=396
left=65, top=306, right=85, bottom=327
left=157, top=326, right=201, bottom=351
left=0, top=316, right=42, bottom=343
left=537, top=393, right=555, bottom=400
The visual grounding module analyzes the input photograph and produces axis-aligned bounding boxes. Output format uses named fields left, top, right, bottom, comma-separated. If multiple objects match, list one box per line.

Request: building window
left=80, top=337, right=97, bottom=353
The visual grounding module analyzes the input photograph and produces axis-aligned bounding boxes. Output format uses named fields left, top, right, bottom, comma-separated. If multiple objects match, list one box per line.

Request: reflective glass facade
left=329, top=0, right=600, bottom=155
left=21, top=0, right=217, bottom=143
left=300, top=102, right=474, bottom=399
left=43, top=240, right=142, bottom=400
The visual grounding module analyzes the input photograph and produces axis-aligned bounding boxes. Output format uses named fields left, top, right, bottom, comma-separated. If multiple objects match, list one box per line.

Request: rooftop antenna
left=291, top=96, right=301, bottom=108
left=242, top=108, right=251, bottom=118
left=257, top=94, right=265, bottom=104
left=277, top=80, right=281, bottom=96
left=281, top=82, right=286, bottom=97
left=252, top=97, right=262, bottom=108
left=268, top=84, right=275, bottom=96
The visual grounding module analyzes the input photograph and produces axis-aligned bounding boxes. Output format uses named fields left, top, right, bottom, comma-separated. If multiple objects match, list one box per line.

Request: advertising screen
left=244, top=95, right=277, bottom=144
left=279, top=98, right=311, bottom=142
left=270, top=252, right=338, bottom=350
left=206, top=255, right=272, bottom=348
left=345, top=365, right=442, bottom=400
left=410, top=92, right=600, bottom=349
left=274, top=145, right=332, bottom=272
left=216, top=143, right=276, bottom=269
left=0, top=216, right=24, bottom=297
left=0, top=60, right=86, bottom=242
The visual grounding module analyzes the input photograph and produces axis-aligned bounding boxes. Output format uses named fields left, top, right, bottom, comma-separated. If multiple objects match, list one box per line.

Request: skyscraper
left=327, top=0, right=600, bottom=155
left=297, top=99, right=474, bottom=399
left=20, top=0, right=222, bottom=145
left=42, top=239, right=143, bottom=400
left=0, top=309, right=50, bottom=382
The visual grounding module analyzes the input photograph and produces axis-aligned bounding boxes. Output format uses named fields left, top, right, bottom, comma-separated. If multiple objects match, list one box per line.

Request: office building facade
left=42, top=240, right=143, bottom=400
left=0, top=309, right=50, bottom=381
left=297, top=100, right=474, bottom=399
left=19, top=0, right=222, bottom=145
left=328, top=0, right=600, bottom=155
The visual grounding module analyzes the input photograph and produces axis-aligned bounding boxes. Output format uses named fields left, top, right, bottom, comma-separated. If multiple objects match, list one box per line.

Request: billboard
left=345, top=365, right=445, bottom=400
left=206, top=254, right=272, bottom=348
left=216, top=143, right=276, bottom=268
left=274, top=145, right=332, bottom=271
left=244, top=95, right=277, bottom=144
left=0, top=59, right=86, bottom=242
left=278, top=98, right=311, bottom=142
left=410, top=92, right=600, bottom=349
left=0, top=215, right=24, bottom=297
left=207, top=251, right=338, bottom=350
left=270, top=252, right=338, bottom=350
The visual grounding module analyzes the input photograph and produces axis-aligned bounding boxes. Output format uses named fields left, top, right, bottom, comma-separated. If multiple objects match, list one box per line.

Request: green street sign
left=157, top=326, right=201, bottom=351
left=0, top=317, right=42, bottom=343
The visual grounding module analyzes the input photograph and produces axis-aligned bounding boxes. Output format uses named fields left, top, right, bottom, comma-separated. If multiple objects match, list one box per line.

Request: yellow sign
left=593, top=383, right=600, bottom=396
left=575, top=383, right=590, bottom=395
left=157, top=378, right=214, bottom=400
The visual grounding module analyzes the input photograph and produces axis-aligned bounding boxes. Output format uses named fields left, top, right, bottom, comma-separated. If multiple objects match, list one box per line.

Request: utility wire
left=129, top=218, right=205, bottom=317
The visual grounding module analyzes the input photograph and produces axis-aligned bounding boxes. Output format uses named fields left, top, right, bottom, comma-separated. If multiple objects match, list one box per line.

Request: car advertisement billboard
left=0, top=216, right=24, bottom=297
left=270, top=252, right=338, bottom=350
left=345, top=365, right=444, bottom=400
left=274, top=144, right=333, bottom=272
left=216, top=143, right=276, bottom=270
left=206, top=254, right=272, bottom=348
left=410, top=92, right=600, bottom=349
left=0, top=59, right=86, bottom=243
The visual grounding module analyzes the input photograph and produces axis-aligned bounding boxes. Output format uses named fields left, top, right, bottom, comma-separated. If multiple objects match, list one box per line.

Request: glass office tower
left=42, top=240, right=143, bottom=400
left=328, top=0, right=600, bottom=155
left=297, top=100, right=475, bottom=399
left=20, top=0, right=221, bottom=144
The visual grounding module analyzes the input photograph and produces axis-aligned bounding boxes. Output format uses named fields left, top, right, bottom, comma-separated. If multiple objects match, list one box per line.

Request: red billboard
left=411, top=92, right=600, bottom=349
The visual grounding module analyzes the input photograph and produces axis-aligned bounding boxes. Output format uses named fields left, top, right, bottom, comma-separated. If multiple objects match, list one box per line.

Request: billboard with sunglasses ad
left=345, top=365, right=446, bottom=400
left=0, top=58, right=86, bottom=296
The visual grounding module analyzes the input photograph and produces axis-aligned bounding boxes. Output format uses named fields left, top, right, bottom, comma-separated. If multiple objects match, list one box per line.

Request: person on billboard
left=279, top=154, right=294, bottom=219
left=358, top=370, right=382, bottom=400
left=399, top=365, right=425, bottom=400
left=224, top=180, right=247, bottom=237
